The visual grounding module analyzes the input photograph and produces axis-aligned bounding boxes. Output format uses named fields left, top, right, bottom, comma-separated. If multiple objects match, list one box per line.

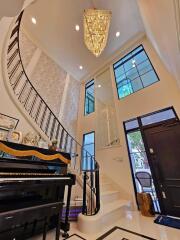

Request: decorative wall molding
left=174, top=0, right=180, bottom=51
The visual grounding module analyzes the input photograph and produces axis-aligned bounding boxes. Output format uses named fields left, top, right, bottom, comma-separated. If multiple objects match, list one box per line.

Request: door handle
left=149, top=148, right=154, bottom=154
left=162, top=191, right=166, bottom=199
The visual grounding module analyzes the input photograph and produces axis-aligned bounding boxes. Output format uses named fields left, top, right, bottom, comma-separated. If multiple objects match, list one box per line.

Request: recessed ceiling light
left=31, top=17, right=37, bottom=25
left=75, top=25, right=80, bottom=31
left=79, top=65, right=83, bottom=70
left=116, top=31, right=120, bottom=38
left=98, top=84, right=101, bottom=88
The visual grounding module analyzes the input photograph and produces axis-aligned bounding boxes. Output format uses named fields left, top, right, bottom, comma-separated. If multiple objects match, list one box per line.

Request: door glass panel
left=141, top=109, right=176, bottom=126
left=127, top=130, right=160, bottom=212
left=125, top=119, right=139, bottom=131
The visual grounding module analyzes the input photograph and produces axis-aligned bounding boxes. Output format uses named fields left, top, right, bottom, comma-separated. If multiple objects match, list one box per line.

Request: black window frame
left=84, top=79, right=95, bottom=116
left=113, top=44, right=160, bottom=99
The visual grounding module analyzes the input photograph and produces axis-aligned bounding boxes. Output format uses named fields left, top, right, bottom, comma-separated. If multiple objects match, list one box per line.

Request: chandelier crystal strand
left=84, top=9, right=112, bottom=57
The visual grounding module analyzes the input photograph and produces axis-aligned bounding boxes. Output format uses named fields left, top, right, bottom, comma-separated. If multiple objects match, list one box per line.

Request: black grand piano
left=0, top=140, right=76, bottom=240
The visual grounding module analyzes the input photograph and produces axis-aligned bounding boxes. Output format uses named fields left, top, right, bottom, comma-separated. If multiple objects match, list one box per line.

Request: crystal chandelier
left=83, top=9, right=112, bottom=57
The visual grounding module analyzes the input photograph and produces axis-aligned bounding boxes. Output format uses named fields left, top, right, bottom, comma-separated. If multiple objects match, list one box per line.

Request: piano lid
left=0, top=141, right=71, bottom=164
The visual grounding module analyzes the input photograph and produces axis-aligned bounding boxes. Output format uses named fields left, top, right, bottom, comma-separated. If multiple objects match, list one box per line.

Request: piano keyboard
left=0, top=177, right=71, bottom=182
left=0, top=172, right=62, bottom=176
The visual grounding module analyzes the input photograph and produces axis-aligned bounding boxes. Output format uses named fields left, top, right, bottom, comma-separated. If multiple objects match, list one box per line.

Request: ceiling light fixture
left=116, top=31, right=120, bottom=37
left=84, top=8, right=112, bottom=57
left=31, top=17, right=37, bottom=25
left=98, top=84, right=101, bottom=88
left=75, top=25, right=80, bottom=31
left=79, top=65, right=83, bottom=70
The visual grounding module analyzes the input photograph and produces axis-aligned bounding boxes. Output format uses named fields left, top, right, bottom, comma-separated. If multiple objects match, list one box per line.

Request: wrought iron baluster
left=64, top=132, right=68, bottom=152
left=10, top=24, right=19, bottom=38
left=18, top=79, right=28, bottom=101
left=29, top=93, right=38, bottom=116
left=50, top=117, right=56, bottom=140
left=45, top=112, right=52, bottom=135
left=40, top=105, right=47, bottom=129
left=16, top=12, right=23, bottom=23
left=82, top=172, right=87, bottom=215
left=55, top=123, right=60, bottom=140
left=9, top=60, right=21, bottom=79
left=8, top=49, right=19, bottom=67
left=8, top=37, right=18, bottom=53
left=24, top=87, right=33, bottom=109
left=59, top=128, right=65, bottom=150
left=90, top=171, right=94, bottom=215
left=11, top=71, right=23, bottom=88
left=34, top=99, right=43, bottom=123
left=69, top=137, right=73, bottom=154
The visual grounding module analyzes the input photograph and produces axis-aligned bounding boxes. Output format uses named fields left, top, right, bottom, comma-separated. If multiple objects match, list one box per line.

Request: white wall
left=77, top=36, right=180, bottom=207
left=138, top=0, right=180, bottom=86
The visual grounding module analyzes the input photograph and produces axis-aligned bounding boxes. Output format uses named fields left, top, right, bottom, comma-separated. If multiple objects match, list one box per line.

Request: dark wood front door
left=144, top=122, right=180, bottom=217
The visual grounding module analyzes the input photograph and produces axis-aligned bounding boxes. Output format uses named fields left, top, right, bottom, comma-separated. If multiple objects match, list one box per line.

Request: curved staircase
left=3, top=11, right=100, bottom=218
left=2, top=10, right=131, bottom=235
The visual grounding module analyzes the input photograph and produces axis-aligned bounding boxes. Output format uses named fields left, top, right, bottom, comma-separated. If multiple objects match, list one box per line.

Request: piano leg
left=62, top=185, right=72, bottom=238
left=43, top=217, right=48, bottom=240
left=55, top=207, right=62, bottom=240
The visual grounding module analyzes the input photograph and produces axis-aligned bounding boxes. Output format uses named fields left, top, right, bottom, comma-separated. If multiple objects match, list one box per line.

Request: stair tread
left=102, top=199, right=130, bottom=215
left=101, top=190, right=120, bottom=196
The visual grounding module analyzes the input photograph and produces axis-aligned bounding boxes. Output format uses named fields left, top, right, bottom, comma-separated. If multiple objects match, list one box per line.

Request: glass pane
left=83, top=132, right=95, bottom=170
left=85, top=80, right=95, bottom=115
left=134, top=51, right=147, bottom=65
left=115, top=66, right=124, bottom=78
left=83, top=144, right=94, bottom=155
left=141, top=109, right=176, bottom=126
left=83, top=132, right=94, bottom=145
left=116, top=74, right=127, bottom=84
left=126, top=67, right=139, bottom=80
left=131, top=77, right=143, bottom=92
left=137, top=59, right=152, bottom=75
left=141, top=71, right=159, bottom=87
left=118, top=83, right=133, bottom=98
left=117, top=79, right=129, bottom=88
left=127, top=131, right=145, bottom=153
left=125, top=119, right=139, bottom=130
left=124, top=60, right=133, bottom=72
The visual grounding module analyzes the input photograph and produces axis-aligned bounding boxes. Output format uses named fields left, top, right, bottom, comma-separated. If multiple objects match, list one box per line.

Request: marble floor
left=30, top=211, right=180, bottom=240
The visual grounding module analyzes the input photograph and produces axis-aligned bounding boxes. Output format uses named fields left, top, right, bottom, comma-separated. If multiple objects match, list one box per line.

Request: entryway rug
left=96, top=227, right=156, bottom=240
left=154, top=215, right=180, bottom=230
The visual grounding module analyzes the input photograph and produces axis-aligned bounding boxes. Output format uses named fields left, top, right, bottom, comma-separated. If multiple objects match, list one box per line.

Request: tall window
left=113, top=45, right=159, bottom=99
left=85, top=80, right=95, bottom=115
left=82, top=132, right=95, bottom=170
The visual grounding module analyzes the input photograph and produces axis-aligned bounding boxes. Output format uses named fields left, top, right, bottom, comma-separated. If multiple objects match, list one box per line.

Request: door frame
left=123, top=106, right=179, bottom=212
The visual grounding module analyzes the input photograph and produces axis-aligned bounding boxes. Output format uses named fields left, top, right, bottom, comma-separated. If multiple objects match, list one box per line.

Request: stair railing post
left=82, top=171, right=87, bottom=215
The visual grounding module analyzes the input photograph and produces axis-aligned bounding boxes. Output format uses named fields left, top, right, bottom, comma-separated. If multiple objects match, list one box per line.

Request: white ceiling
left=22, top=0, right=145, bottom=80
